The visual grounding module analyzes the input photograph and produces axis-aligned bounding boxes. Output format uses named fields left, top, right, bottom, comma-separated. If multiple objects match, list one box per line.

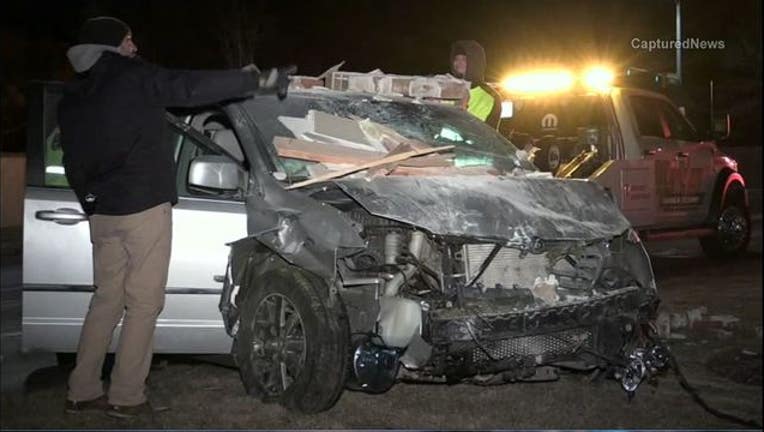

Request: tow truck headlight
left=500, top=65, right=615, bottom=95
left=582, top=66, right=614, bottom=93
left=502, top=70, right=575, bottom=94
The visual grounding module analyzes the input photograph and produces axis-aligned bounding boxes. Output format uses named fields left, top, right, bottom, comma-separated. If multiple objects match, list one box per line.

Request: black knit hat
left=78, top=16, right=131, bottom=47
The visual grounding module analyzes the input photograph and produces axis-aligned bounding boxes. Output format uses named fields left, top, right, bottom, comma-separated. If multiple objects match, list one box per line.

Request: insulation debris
left=287, top=63, right=470, bottom=106
left=531, top=274, right=560, bottom=305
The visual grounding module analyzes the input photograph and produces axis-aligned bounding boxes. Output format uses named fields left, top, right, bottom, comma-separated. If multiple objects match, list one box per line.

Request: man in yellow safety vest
left=450, top=40, right=503, bottom=129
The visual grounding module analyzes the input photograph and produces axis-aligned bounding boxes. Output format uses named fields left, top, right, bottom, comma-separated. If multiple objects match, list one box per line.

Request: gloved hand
left=256, top=65, right=298, bottom=100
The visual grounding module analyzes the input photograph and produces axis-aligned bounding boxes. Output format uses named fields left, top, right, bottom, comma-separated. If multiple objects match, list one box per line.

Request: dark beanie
left=78, top=17, right=131, bottom=47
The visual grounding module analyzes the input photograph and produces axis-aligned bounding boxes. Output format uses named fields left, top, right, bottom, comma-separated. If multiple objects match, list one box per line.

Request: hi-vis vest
left=468, top=86, right=495, bottom=121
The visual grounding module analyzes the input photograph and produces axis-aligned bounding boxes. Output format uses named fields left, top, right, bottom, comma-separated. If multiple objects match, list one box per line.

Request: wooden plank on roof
left=273, top=136, right=385, bottom=164
left=285, top=145, right=454, bottom=190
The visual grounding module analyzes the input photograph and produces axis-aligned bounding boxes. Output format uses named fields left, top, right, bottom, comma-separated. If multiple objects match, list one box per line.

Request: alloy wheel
left=249, top=293, right=307, bottom=395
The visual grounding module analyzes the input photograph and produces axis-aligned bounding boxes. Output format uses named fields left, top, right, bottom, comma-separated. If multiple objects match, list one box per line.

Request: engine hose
left=662, top=341, right=762, bottom=428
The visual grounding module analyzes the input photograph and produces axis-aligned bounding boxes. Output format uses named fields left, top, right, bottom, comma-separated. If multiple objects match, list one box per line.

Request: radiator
left=463, top=244, right=549, bottom=289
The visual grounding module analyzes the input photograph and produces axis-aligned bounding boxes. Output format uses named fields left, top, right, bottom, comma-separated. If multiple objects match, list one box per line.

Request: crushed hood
left=334, top=175, right=631, bottom=242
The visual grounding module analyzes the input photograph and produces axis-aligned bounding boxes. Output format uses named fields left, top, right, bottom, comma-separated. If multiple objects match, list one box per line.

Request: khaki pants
left=67, top=202, right=172, bottom=406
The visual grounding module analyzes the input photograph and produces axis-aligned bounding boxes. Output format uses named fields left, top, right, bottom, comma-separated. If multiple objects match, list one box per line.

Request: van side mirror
left=712, top=113, right=731, bottom=141
left=188, top=155, right=243, bottom=192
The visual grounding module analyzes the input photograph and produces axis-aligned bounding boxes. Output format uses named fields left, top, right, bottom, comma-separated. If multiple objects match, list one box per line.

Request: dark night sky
left=1, top=0, right=762, bottom=150
left=2, top=0, right=761, bottom=77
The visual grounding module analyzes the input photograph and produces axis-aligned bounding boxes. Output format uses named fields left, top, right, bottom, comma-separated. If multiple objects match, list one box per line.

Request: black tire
left=234, top=267, right=349, bottom=414
left=56, top=353, right=114, bottom=379
left=700, top=190, right=751, bottom=259
left=56, top=352, right=76, bottom=369
left=535, top=143, right=562, bottom=173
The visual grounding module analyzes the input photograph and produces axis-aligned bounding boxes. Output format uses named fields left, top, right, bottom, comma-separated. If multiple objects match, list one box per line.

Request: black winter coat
left=59, top=51, right=259, bottom=215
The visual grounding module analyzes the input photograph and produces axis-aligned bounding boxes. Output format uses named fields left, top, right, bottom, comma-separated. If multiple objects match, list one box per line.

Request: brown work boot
left=106, top=401, right=170, bottom=419
left=65, top=395, right=109, bottom=414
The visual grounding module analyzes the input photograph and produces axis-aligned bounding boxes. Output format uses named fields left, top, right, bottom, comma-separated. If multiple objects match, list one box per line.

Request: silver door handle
left=35, top=208, right=88, bottom=225
left=675, top=152, right=689, bottom=158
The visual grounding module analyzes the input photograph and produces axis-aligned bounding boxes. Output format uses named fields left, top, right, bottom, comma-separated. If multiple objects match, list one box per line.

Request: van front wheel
left=234, top=267, right=349, bottom=414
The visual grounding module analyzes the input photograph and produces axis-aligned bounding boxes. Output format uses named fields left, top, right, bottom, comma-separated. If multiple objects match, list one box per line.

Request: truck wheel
left=234, top=267, right=349, bottom=413
left=534, top=143, right=561, bottom=173
left=700, top=194, right=751, bottom=259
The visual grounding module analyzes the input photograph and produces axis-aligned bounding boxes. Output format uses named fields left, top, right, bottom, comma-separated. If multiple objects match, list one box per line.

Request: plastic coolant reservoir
left=377, top=297, right=422, bottom=348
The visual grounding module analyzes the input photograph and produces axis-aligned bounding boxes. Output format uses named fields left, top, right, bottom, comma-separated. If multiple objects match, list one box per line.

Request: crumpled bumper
left=423, top=286, right=659, bottom=378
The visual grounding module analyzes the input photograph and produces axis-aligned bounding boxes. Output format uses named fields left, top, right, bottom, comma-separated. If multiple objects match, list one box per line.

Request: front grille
left=471, top=328, right=593, bottom=363
left=463, top=244, right=548, bottom=289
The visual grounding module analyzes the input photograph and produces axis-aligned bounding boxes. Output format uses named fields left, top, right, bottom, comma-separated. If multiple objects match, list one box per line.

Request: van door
left=22, top=82, right=246, bottom=354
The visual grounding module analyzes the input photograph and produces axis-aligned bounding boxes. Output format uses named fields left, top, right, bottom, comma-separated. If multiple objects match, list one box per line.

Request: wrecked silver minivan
left=182, top=79, right=665, bottom=413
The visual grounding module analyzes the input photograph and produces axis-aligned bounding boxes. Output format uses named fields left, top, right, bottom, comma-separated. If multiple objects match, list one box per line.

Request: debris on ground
left=655, top=306, right=708, bottom=338
left=707, top=347, right=763, bottom=386
left=713, top=329, right=734, bottom=339
left=707, top=315, right=741, bottom=329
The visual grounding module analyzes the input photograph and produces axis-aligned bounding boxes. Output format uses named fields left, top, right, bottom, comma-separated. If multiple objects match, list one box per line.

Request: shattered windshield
left=239, top=92, right=533, bottom=181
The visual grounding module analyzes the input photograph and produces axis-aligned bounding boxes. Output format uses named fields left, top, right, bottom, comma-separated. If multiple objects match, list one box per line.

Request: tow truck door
left=655, top=99, right=715, bottom=225
left=623, top=94, right=686, bottom=229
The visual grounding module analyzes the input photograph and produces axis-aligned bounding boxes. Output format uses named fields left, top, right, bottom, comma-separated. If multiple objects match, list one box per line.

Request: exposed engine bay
left=220, top=170, right=665, bottom=400
left=335, top=208, right=662, bottom=394
left=214, top=91, right=668, bottom=413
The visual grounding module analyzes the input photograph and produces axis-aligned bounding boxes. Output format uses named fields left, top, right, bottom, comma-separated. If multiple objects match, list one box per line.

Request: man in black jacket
left=450, top=40, right=503, bottom=129
left=59, top=16, right=293, bottom=418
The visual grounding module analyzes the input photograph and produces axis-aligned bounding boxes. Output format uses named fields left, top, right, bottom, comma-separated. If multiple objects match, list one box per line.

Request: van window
left=43, top=127, right=68, bottom=187
left=43, top=123, right=184, bottom=189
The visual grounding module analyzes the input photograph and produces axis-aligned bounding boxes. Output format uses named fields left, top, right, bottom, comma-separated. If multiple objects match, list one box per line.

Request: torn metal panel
left=242, top=198, right=365, bottom=279
left=334, top=175, right=631, bottom=242
left=225, top=105, right=366, bottom=280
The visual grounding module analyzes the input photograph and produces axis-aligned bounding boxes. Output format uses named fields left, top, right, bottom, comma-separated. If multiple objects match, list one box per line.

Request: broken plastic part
left=620, top=342, right=670, bottom=394
left=399, top=333, right=433, bottom=369
left=621, top=350, right=647, bottom=393
left=384, top=232, right=402, bottom=265
left=352, top=337, right=399, bottom=393
left=531, top=274, right=560, bottom=305
left=383, top=231, right=426, bottom=296
left=377, top=297, right=422, bottom=348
